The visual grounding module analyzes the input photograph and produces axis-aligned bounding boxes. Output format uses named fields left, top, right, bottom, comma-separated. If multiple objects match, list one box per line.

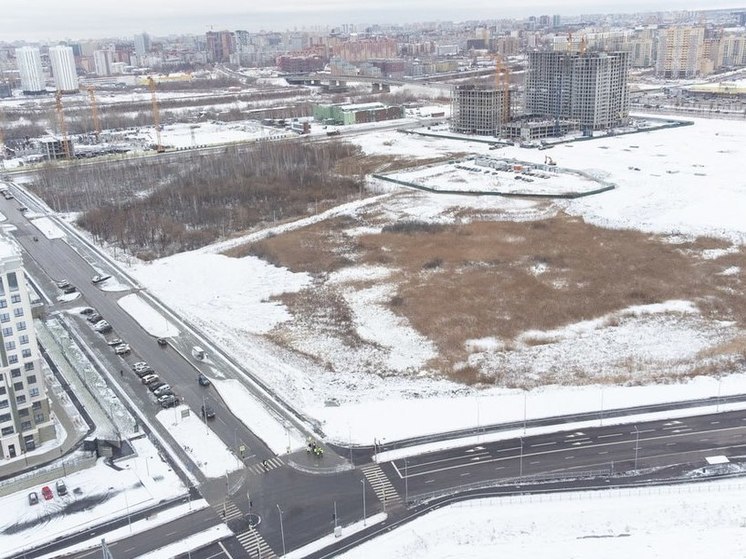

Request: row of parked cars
left=132, top=362, right=179, bottom=408
left=29, top=480, right=66, bottom=505
left=80, top=307, right=132, bottom=355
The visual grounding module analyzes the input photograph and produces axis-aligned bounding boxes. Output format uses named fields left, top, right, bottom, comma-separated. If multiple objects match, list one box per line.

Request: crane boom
left=147, top=76, right=165, bottom=153
left=55, top=91, right=72, bottom=159
left=495, top=55, right=510, bottom=124
left=86, top=86, right=101, bottom=141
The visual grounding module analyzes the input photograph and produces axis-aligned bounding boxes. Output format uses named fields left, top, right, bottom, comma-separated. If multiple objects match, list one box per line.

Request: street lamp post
left=634, top=425, right=640, bottom=471
left=523, top=391, right=527, bottom=435
left=519, top=437, right=524, bottom=478
left=404, top=457, right=409, bottom=505
left=277, top=504, right=286, bottom=557
left=361, top=479, right=366, bottom=527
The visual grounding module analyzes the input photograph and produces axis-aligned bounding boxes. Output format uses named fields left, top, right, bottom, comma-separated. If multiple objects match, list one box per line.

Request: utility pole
left=404, top=457, right=409, bottom=505
left=519, top=437, right=524, bottom=478
left=361, top=479, right=366, bottom=526
left=277, top=504, right=286, bottom=557
left=634, top=425, right=640, bottom=471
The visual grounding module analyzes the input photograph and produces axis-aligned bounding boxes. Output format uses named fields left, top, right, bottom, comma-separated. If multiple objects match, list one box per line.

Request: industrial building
left=15, top=47, right=46, bottom=95
left=313, top=102, right=403, bottom=125
left=450, top=85, right=511, bottom=136
left=0, top=235, right=54, bottom=460
left=524, top=50, right=630, bottom=132
left=49, top=45, right=79, bottom=92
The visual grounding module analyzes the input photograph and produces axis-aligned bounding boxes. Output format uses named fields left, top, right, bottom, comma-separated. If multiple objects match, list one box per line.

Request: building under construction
left=450, top=85, right=511, bottom=136
left=524, top=50, right=630, bottom=133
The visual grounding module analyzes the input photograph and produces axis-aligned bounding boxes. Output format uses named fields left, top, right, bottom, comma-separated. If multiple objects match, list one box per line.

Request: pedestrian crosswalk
left=236, top=528, right=277, bottom=558
left=214, top=498, right=242, bottom=522
left=247, top=456, right=284, bottom=474
left=361, top=463, right=402, bottom=508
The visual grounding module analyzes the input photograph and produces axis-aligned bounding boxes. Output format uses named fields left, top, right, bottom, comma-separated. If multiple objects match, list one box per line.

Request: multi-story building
left=450, top=85, right=511, bottom=136
left=49, top=45, right=79, bottom=92
left=206, top=30, right=235, bottom=63
left=15, top=46, right=45, bottom=95
left=0, top=236, right=54, bottom=460
left=655, top=26, right=705, bottom=77
left=525, top=50, right=630, bottom=132
left=134, top=32, right=151, bottom=58
left=93, top=49, right=114, bottom=76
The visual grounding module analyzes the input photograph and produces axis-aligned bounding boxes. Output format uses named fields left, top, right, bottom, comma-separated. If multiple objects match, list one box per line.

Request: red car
left=41, top=486, right=53, bottom=500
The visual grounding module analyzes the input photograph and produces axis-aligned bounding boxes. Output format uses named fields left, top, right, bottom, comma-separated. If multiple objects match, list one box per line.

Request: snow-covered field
left=339, top=479, right=746, bottom=559
left=31, top=217, right=65, bottom=239
left=118, top=293, right=179, bottom=338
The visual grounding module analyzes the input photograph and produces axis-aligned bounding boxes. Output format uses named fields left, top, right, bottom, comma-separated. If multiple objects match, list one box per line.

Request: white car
left=153, top=384, right=172, bottom=396
left=114, top=344, right=131, bottom=355
left=94, top=320, right=110, bottom=332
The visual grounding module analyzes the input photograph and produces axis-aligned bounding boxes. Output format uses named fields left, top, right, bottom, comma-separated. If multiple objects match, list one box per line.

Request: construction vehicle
left=544, top=155, right=557, bottom=166
left=147, top=77, right=166, bottom=153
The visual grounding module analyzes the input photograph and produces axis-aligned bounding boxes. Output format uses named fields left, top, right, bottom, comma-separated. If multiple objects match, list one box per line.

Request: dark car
left=80, top=307, right=95, bottom=315
left=87, top=313, right=102, bottom=323
left=91, top=274, right=111, bottom=284
left=28, top=491, right=39, bottom=505
left=157, top=338, right=168, bottom=347
left=63, top=286, right=77, bottom=294
left=149, top=381, right=166, bottom=392
left=198, top=373, right=210, bottom=387
left=201, top=405, right=215, bottom=419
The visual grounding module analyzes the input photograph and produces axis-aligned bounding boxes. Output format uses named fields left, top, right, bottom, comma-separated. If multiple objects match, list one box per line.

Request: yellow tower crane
left=147, top=77, right=165, bottom=153
left=55, top=91, right=72, bottom=159
left=86, top=86, right=102, bottom=142
left=495, top=56, right=511, bottom=124
left=0, top=106, right=6, bottom=164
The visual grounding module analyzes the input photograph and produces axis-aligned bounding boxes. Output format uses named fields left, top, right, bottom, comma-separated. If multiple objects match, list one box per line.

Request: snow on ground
left=118, top=293, right=179, bottom=338
left=56, top=292, right=81, bottom=303
left=212, top=379, right=306, bottom=454
left=131, top=121, right=289, bottom=149
left=286, top=513, right=387, bottom=559
left=131, top=252, right=310, bottom=335
left=31, top=217, right=65, bottom=239
left=1, top=437, right=186, bottom=558
left=154, top=405, right=242, bottom=478
left=34, top=500, right=211, bottom=559
left=98, top=276, right=132, bottom=292
left=135, top=524, right=233, bottom=559
left=338, top=480, right=746, bottom=559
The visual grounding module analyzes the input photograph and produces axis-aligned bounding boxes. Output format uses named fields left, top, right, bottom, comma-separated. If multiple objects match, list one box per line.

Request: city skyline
left=2, top=0, right=745, bottom=41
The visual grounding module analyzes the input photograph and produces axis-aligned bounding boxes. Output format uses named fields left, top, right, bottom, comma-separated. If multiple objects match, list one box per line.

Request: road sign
left=181, top=409, right=190, bottom=419
left=239, top=444, right=246, bottom=456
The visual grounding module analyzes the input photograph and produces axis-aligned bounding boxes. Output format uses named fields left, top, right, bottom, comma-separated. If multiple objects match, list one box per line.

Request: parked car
left=132, top=361, right=149, bottom=371
left=56, top=280, right=70, bottom=289
left=159, top=395, right=177, bottom=408
left=198, top=373, right=211, bottom=387
left=107, top=338, right=124, bottom=346
left=95, top=322, right=112, bottom=334
left=91, top=274, right=111, bottom=284
left=87, top=313, right=102, bottom=323
left=80, top=307, right=95, bottom=315
left=55, top=480, right=67, bottom=496
left=28, top=491, right=39, bottom=505
left=134, top=368, right=154, bottom=378
left=114, top=344, right=131, bottom=355
left=141, top=374, right=159, bottom=385
left=62, top=286, right=77, bottom=294
left=153, top=384, right=172, bottom=397
left=18, top=206, right=28, bottom=212
left=41, top=486, right=53, bottom=500
left=148, top=381, right=166, bottom=392
left=157, top=338, right=168, bottom=347
left=201, top=404, right=215, bottom=419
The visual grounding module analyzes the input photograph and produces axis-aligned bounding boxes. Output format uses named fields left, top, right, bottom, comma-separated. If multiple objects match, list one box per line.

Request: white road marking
left=597, top=433, right=624, bottom=439
left=532, top=442, right=557, bottom=447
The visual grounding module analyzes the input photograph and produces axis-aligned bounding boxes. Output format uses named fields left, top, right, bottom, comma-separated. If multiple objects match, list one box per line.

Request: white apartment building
left=655, top=26, right=705, bottom=78
left=93, top=49, right=114, bottom=76
left=0, top=236, right=54, bottom=460
left=15, top=47, right=45, bottom=94
left=49, top=45, right=79, bottom=92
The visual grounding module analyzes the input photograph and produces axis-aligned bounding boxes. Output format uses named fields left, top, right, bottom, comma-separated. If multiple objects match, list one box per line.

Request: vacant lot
left=231, top=207, right=746, bottom=387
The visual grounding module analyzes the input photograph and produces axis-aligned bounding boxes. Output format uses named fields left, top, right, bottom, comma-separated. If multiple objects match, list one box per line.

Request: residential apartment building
left=525, top=50, right=630, bottom=132
left=206, top=30, right=235, bottom=63
left=49, top=45, right=79, bottom=92
left=0, top=236, right=54, bottom=460
left=450, top=85, right=511, bottom=135
left=15, top=46, right=45, bottom=95
left=655, top=26, right=705, bottom=77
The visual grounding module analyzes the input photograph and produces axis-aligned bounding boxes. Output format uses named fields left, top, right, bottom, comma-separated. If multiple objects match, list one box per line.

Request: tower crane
left=86, top=86, right=102, bottom=142
left=495, top=55, right=511, bottom=124
left=147, top=76, right=165, bottom=153
left=0, top=106, right=6, bottom=164
left=55, top=91, right=72, bottom=159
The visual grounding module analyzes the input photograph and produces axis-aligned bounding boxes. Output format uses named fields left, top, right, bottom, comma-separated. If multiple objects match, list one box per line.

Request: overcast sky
left=3, top=0, right=745, bottom=42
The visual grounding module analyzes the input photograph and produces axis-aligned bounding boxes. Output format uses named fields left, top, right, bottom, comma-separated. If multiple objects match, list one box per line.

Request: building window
left=1, top=426, right=13, bottom=436
left=0, top=400, right=8, bottom=409
left=29, top=387, right=39, bottom=397
left=13, top=308, right=23, bottom=318
left=15, top=394, right=25, bottom=404
left=10, top=294, right=20, bottom=304
left=0, top=299, right=6, bottom=308
left=21, top=349, right=31, bottom=358
left=2, top=327, right=11, bottom=337
left=8, top=355, right=18, bottom=364
left=19, top=335, right=28, bottom=345
left=18, top=407, right=29, bottom=417
left=20, top=421, right=31, bottom=431
left=13, top=381, right=23, bottom=391
left=16, top=321, right=26, bottom=331
left=11, top=368, right=20, bottom=378
left=0, top=413, right=9, bottom=422
left=4, top=341, right=15, bottom=351
left=0, top=313, right=9, bottom=323
left=0, top=387, right=4, bottom=395
left=34, top=413, right=44, bottom=423
left=7, top=272, right=18, bottom=292
left=24, top=362, right=34, bottom=371
left=27, top=375, right=36, bottom=384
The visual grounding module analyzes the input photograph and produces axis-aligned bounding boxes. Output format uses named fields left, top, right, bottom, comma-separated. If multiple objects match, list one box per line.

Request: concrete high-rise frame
left=0, top=235, right=54, bottom=460
left=525, top=50, right=630, bottom=132
left=450, top=85, right=511, bottom=136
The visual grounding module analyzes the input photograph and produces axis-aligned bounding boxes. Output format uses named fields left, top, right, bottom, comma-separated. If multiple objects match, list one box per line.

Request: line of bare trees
left=30, top=141, right=362, bottom=259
